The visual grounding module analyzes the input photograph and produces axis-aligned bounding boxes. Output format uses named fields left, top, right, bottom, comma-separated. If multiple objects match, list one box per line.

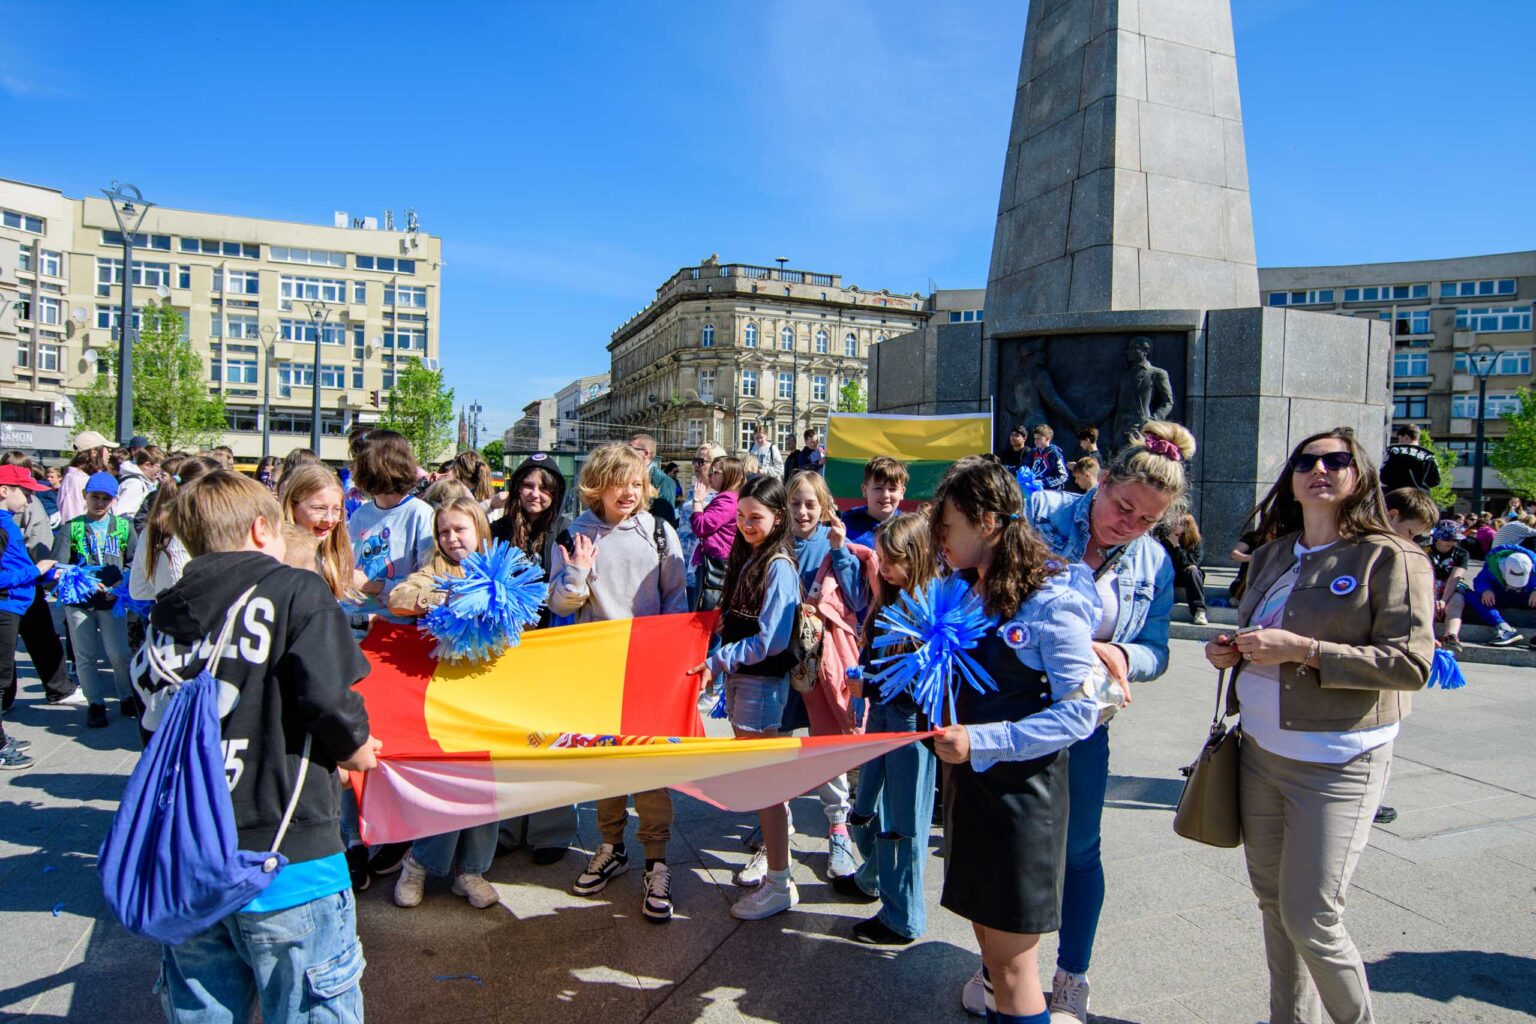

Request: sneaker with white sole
left=394, top=854, right=428, bottom=907
left=573, top=843, right=628, bottom=896
left=0, top=743, right=35, bottom=771
left=827, top=832, right=857, bottom=878
left=730, top=879, right=797, bottom=920
left=960, top=965, right=991, bottom=1017
left=1490, top=623, right=1524, bottom=646
left=452, top=873, right=499, bottom=908
left=1049, top=967, right=1090, bottom=1022
left=1192, top=609, right=1209, bottom=625
left=642, top=862, right=673, bottom=922
left=47, top=689, right=88, bottom=707
left=735, top=847, right=768, bottom=887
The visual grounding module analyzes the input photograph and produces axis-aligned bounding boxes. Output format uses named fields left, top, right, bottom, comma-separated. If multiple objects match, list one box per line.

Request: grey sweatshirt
left=548, top=509, right=688, bottom=622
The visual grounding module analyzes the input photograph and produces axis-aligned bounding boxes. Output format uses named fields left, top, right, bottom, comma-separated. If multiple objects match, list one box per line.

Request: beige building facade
left=607, top=259, right=930, bottom=462
left=0, top=177, right=442, bottom=462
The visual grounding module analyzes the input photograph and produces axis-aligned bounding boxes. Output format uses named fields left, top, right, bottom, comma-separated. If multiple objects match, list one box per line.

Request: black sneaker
left=831, top=874, right=879, bottom=902
left=851, top=914, right=915, bottom=945
left=346, top=846, right=372, bottom=892
left=120, top=696, right=141, bottom=719
left=86, top=704, right=109, bottom=729
left=1374, top=806, right=1398, bottom=825
left=642, top=862, right=673, bottom=923
left=531, top=846, right=567, bottom=866
left=0, top=743, right=35, bottom=770
left=572, top=843, right=629, bottom=896
left=366, top=842, right=410, bottom=876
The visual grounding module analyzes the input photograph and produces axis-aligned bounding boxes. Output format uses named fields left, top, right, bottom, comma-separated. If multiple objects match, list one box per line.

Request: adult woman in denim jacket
left=963, top=420, right=1193, bottom=1022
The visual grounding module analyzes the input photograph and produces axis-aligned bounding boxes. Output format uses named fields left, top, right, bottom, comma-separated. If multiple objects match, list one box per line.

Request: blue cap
left=85, top=471, right=119, bottom=498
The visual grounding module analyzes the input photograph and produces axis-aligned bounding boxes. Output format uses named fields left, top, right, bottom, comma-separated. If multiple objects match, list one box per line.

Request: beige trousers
left=596, top=789, right=674, bottom=860
left=1239, top=736, right=1390, bottom=1024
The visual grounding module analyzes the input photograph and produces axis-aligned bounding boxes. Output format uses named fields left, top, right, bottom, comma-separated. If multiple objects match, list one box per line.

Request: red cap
left=0, top=465, right=46, bottom=491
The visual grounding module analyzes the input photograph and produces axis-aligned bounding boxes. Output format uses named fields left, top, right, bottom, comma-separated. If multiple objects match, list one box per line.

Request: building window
left=96, top=258, right=173, bottom=295
left=1455, top=350, right=1531, bottom=376
left=948, top=309, right=985, bottom=322
left=777, top=423, right=795, bottom=451
left=740, top=421, right=757, bottom=453
left=36, top=297, right=60, bottom=326
left=213, top=269, right=260, bottom=295
left=815, top=329, right=828, bottom=354
left=278, top=364, right=314, bottom=388
left=355, top=255, right=415, bottom=274
left=270, top=246, right=345, bottom=267
left=281, top=318, right=348, bottom=345
left=844, top=333, right=857, bottom=357
left=95, top=305, right=143, bottom=336
left=381, top=369, right=396, bottom=389
left=14, top=342, right=27, bottom=368
left=352, top=368, right=364, bottom=390
left=741, top=369, right=758, bottom=397
left=384, top=329, right=425, bottom=351
left=384, top=284, right=428, bottom=309
left=777, top=372, right=793, bottom=399
left=1393, top=393, right=1428, bottom=419
left=812, top=374, right=829, bottom=402
left=780, top=325, right=794, bottom=351
left=226, top=407, right=260, bottom=432
left=1441, top=279, right=1517, bottom=299
left=1380, top=310, right=1430, bottom=335
left=279, top=276, right=347, bottom=310
left=697, top=369, right=715, bottom=402
left=1451, top=392, right=1521, bottom=419
left=102, top=229, right=170, bottom=250
left=1343, top=284, right=1428, bottom=302
left=180, top=238, right=260, bottom=259
left=1443, top=441, right=1484, bottom=467
left=318, top=365, right=347, bottom=389
left=212, top=314, right=259, bottom=340
left=2, top=209, right=44, bottom=234
left=212, top=359, right=258, bottom=385
left=743, top=323, right=758, bottom=349
left=687, top=419, right=704, bottom=447
left=1392, top=352, right=1428, bottom=377
left=176, top=264, right=191, bottom=289
left=701, top=323, right=715, bottom=348
left=353, top=281, right=367, bottom=303
left=1456, top=306, right=1532, bottom=332
left=39, top=250, right=62, bottom=277
left=1267, top=289, right=1335, bottom=307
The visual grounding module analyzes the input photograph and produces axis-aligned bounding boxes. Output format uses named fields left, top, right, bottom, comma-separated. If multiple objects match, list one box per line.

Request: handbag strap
left=1208, top=669, right=1231, bottom=734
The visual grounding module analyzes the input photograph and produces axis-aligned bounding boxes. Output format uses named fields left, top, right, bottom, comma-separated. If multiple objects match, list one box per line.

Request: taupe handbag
left=1172, top=668, right=1242, bottom=848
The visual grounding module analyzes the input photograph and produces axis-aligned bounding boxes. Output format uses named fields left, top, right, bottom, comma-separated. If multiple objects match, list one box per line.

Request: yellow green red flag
left=826, top=411, right=993, bottom=500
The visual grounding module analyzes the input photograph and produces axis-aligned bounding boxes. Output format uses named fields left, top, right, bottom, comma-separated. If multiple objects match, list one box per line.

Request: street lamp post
left=303, top=299, right=333, bottom=453
left=1469, top=344, right=1499, bottom=514
left=259, top=324, right=277, bottom=459
left=101, top=182, right=154, bottom=443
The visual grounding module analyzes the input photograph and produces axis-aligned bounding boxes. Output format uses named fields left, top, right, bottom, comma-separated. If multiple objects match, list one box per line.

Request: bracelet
left=1298, top=637, right=1320, bottom=677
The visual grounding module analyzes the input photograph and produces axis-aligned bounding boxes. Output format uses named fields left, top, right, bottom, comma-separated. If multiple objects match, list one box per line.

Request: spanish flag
left=826, top=412, right=993, bottom=501
left=354, top=615, right=925, bottom=844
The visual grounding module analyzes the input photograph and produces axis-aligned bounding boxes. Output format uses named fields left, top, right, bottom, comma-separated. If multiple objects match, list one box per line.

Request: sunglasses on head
left=1290, top=451, right=1354, bottom=474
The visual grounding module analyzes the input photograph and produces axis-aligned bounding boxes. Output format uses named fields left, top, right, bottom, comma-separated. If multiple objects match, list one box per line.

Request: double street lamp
left=102, top=181, right=154, bottom=444
left=1468, top=343, right=1500, bottom=514
left=303, top=299, right=333, bottom=453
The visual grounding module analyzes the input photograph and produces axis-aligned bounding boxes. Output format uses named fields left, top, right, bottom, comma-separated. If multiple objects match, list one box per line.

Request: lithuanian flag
left=353, top=615, right=926, bottom=844
left=826, top=412, right=993, bottom=501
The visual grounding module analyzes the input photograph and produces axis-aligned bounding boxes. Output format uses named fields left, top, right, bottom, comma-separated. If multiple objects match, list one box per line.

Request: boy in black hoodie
left=132, top=471, right=379, bottom=1023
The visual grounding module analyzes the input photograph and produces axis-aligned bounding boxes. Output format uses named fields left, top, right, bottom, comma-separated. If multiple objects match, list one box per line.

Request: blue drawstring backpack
left=98, top=589, right=313, bottom=945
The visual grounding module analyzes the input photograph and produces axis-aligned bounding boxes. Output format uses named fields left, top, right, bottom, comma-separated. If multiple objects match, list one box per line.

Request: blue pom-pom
left=1015, top=466, right=1043, bottom=502
left=867, top=576, right=997, bottom=724
left=1427, top=647, right=1467, bottom=690
left=420, top=541, right=547, bottom=663
left=108, top=580, right=154, bottom=619
left=708, top=688, right=727, bottom=719
left=53, top=563, right=103, bottom=606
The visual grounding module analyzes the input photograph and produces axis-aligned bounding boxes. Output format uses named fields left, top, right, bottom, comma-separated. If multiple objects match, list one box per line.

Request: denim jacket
left=1027, top=487, right=1174, bottom=682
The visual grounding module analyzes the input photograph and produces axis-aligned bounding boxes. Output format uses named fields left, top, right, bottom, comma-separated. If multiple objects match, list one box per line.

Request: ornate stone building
left=607, top=258, right=930, bottom=461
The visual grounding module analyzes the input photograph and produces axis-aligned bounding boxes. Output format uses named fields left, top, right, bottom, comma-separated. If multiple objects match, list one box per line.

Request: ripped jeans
left=848, top=699, right=936, bottom=938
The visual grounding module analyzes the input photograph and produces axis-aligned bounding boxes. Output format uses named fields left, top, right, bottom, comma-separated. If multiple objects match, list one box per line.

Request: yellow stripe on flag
left=826, top=412, right=992, bottom=464
left=423, top=619, right=634, bottom=752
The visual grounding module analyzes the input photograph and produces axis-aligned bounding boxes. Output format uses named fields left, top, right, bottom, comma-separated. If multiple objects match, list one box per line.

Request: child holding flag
left=550, top=443, right=687, bottom=922
left=387, top=496, right=504, bottom=910
left=842, top=456, right=908, bottom=549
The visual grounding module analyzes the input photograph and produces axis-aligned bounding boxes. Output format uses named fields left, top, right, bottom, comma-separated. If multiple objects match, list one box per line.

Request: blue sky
left=3, top=0, right=1532, bottom=435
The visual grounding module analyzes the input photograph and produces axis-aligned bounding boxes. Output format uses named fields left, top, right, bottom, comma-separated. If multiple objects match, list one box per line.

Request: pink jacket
left=802, top=541, right=881, bottom=736
left=691, top=490, right=738, bottom=565
left=58, top=466, right=88, bottom=523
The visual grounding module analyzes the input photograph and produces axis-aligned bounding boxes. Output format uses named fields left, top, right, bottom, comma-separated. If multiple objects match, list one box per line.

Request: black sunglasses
left=1290, top=451, right=1353, bottom=474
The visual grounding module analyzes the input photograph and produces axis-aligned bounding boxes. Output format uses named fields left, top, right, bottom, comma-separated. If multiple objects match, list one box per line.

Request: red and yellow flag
left=354, top=615, right=925, bottom=844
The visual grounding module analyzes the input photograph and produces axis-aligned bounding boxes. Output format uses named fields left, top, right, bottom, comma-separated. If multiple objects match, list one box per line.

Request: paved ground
left=2, top=639, right=1534, bottom=1023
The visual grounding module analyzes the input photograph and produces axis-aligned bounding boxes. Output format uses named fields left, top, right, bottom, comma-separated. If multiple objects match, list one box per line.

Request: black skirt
left=940, top=748, right=1069, bottom=934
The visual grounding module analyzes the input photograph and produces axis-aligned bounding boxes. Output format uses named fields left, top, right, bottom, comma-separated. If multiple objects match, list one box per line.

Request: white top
left=129, top=528, right=190, bottom=601
left=1491, top=521, right=1536, bottom=550
left=1236, top=539, right=1399, bottom=764
left=747, top=443, right=784, bottom=478
left=1092, top=570, right=1119, bottom=642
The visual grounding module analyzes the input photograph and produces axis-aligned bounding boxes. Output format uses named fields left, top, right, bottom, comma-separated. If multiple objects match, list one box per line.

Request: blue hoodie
left=0, top=510, right=41, bottom=615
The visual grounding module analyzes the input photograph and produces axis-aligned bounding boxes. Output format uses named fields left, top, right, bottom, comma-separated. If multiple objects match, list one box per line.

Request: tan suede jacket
left=1227, top=530, right=1434, bottom=731
left=386, top=552, right=460, bottom=617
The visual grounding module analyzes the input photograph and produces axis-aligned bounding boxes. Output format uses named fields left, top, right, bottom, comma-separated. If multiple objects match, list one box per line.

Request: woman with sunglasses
left=1205, top=427, right=1432, bottom=1024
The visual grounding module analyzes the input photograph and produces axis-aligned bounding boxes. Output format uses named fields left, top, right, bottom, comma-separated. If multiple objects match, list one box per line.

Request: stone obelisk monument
left=869, top=0, right=1390, bottom=556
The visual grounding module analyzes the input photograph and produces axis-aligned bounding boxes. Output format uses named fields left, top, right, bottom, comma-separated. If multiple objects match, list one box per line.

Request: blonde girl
left=278, top=464, right=356, bottom=602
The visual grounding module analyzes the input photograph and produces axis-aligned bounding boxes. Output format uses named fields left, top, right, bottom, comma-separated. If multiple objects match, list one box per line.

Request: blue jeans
left=157, top=888, right=364, bottom=1024
left=412, top=822, right=499, bottom=877
left=1058, top=723, right=1110, bottom=974
left=849, top=700, right=936, bottom=938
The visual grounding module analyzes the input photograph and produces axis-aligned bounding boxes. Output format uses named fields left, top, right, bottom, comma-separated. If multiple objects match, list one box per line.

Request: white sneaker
left=48, top=689, right=88, bottom=707
left=960, top=965, right=991, bottom=1017
left=1192, top=609, right=1209, bottom=625
left=1049, top=968, right=1090, bottom=1022
left=642, top=862, right=673, bottom=922
left=394, top=854, right=428, bottom=907
left=572, top=843, right=629, bottom=895
left=730, top=879, right=797, bottom=920
left=735, top=847, right=768, bottom=887
left=451, top=873, right=499, bottom=909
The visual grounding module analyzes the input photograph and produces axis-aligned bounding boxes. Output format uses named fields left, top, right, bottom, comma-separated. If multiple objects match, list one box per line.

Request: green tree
left=1420, top=433, right=1459, bottom=510
left=480, top=438, right=505, bottom=470
left=1489, top=387, right=1536, bottom=501
left=379, top=357, right=455, bottom=466
left=71, top=304, right=226, bottom=451
left=836, top=379, right=867, bottom=413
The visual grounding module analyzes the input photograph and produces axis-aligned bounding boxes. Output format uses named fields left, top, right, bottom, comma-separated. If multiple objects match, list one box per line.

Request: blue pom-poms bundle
left=51, top=563, right=104, bottom=606
left=1427, top=647, right=1467, bottom=690
left=421, top=541, right=547, bottom=663
left=109, top=580, right=154, bottom=619
left=1015, top=466, right=1043, bottom=502
left=867, top=575, right=997, bottom=724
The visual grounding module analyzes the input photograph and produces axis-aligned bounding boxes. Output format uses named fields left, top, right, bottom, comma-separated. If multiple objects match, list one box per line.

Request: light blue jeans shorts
left=724, top=672, right=790, bottom=733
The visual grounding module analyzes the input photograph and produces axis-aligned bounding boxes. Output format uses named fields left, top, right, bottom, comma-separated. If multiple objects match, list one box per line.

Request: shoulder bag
left=1172, top=667, right=1241, bottom=848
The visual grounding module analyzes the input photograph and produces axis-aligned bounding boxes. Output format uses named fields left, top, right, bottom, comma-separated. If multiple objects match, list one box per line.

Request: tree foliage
left=1420, top=433, right=1459, bottom=510
left=379, top=357, right=456, bottom=466
left=480, top=438, right=505, bottom=470
left=72, top=303, right=226, bottom=451
left=836, top=379, right=867, bottom=413
left=1489, top=387, right=1536, bottom=501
